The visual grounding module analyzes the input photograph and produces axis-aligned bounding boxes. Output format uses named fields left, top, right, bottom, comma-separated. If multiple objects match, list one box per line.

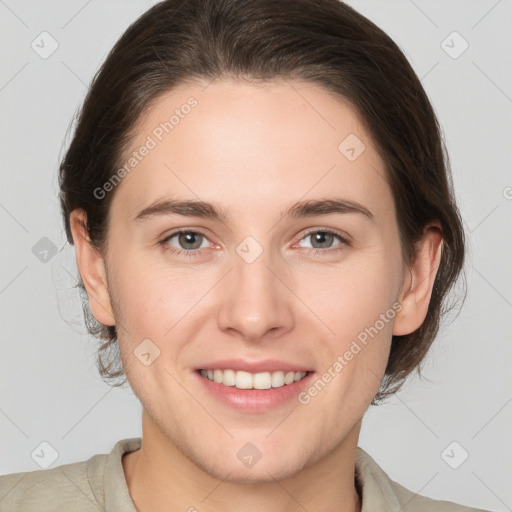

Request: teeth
left=200, top=369, right=307, bottom=389
left=284, top=371, right=295, bottom=385
left=253, top=372, right=272, bottom=390
left=235, top=370, right=253, bottom=389
left=223, top=369, right=236, bottom=386
left=271, top=371, right=285, bottom=388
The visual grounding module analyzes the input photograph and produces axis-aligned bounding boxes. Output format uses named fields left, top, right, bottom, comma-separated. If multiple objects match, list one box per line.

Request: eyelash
left=159, top=228, right=351, bottom=258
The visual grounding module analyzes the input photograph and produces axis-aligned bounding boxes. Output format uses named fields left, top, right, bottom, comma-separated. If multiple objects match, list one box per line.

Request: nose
left=215, top=247, right=295, bottom=343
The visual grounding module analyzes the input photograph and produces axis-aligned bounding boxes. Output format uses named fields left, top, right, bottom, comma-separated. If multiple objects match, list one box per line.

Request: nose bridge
left=216, top=240, right=294, bottom=340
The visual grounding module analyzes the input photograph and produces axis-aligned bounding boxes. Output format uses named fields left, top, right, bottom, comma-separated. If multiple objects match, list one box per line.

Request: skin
left=70, top=79, right=442, bottom=512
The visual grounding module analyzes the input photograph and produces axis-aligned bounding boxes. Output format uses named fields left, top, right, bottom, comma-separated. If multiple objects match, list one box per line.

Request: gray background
left=1, top=0, right=511, bottom=510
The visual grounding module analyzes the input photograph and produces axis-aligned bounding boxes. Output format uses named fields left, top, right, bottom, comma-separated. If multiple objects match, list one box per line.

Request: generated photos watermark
left=93, top=96, right=198, bottom=200
left=297, top=302, right=403, bottom=405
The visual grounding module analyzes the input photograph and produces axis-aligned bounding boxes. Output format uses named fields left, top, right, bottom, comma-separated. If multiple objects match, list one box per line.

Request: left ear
left=393, top=224, right=443, bottom=336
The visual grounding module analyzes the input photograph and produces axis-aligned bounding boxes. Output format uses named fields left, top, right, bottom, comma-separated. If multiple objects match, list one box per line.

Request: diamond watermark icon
left=441, top=441, right=469, bottom=469
left=338, top=134, right=365, bottom=161
left=134, top=338, right=161, bottom=366
left=31, top=31, right=59, bottom=59
left=236, top=236, right=263, bottom=264
left=31, top=441, right=59, bottom=469
left=237, top=442, right=262, bottom=468
left=441, top=31, right=469, bottom=60
left=32, top=237, right=58, bottom=263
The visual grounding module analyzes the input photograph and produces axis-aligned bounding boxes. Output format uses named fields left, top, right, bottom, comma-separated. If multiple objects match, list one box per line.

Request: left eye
left=297, top=230, right=346, bottom=250
left=164, top=231, right=210, bottom=251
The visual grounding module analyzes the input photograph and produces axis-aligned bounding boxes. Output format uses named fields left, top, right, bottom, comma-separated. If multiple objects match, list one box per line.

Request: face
left=87, top=79, right=408, bottom=482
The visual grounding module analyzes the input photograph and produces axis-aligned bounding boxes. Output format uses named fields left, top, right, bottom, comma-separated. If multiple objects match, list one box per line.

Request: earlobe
left=393, top=226, right=443, bottom=336
left=69, top=209, right=116, bottom=327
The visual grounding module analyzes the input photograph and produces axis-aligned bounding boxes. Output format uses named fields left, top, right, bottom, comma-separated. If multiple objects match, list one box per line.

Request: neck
left=123, top=411, right=362, bottom=512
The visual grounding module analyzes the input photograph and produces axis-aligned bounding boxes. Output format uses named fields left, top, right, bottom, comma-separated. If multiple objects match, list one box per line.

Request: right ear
left=69, top=209, right=115, bottom=326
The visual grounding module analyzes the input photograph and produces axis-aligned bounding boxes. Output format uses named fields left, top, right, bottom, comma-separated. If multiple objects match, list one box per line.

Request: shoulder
left=0, top=459, right=97, bottom=512
left=0, top=438, right=141, bottom=512
left=355, top=447, right=494, bottom=512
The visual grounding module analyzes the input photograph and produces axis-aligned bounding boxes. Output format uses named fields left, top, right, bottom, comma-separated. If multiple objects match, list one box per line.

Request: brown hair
left=59, top=0, right=465, bottom=403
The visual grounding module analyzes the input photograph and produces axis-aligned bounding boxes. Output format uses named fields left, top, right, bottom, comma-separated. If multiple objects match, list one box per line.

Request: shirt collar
left=95, top=438, right=403, bottom=511
left=355, top=447, right=403, bottom=511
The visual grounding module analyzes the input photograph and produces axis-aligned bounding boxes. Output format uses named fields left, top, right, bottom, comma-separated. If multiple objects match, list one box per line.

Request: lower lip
left=194, top=370, right=315, bottom=412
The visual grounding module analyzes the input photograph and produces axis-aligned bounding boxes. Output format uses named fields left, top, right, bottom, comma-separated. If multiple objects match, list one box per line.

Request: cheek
left=298, top=249, right=402, bottom=336
left=111, top=252, right=214, bottom=333
left=292, top=247, right=401, bottom=403
left=110, top=257, right=223, bottom=384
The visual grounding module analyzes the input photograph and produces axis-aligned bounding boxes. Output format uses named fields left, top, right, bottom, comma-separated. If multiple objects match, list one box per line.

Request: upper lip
left=196, top=359, right=312, bottom=373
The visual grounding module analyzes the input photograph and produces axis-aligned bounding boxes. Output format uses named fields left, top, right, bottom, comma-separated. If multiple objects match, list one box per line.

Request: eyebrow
left=133, top=197, right=374, bottom=223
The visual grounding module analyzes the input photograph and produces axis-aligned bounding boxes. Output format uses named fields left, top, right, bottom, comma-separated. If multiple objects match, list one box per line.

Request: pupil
left=180, top=232, right=201, bottom=250
left=313, top=232, right=332, bottom=248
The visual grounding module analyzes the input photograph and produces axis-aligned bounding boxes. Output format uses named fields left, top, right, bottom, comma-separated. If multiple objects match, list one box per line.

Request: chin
left=205, top=458, right=307, bottom=485
left=188, top=440, right=317, bottom=485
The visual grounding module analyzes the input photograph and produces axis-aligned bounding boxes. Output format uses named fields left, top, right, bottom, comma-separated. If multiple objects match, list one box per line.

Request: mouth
left=194, top=363, right=314, bottom=412
left=198, top=369, right=309, bottom=390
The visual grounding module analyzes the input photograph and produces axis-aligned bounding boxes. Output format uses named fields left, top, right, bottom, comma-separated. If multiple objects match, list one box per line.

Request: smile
left=199, top=369, right=308, bottom=389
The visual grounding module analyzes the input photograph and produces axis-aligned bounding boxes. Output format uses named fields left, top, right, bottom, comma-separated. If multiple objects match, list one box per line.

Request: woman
left=0, top=0, right=493, bottom=510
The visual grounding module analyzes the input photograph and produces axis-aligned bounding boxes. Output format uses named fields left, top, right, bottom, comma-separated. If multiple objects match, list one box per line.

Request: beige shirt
left=0, top=438, right=491, bottom=511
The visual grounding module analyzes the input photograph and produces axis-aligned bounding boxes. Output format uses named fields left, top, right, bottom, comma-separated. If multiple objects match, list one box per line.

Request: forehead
left=110, top=79, right=393, bottom=225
